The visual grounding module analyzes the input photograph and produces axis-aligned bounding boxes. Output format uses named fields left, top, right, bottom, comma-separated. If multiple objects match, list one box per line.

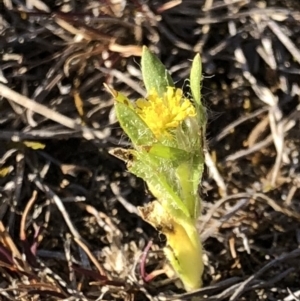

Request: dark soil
left=0, top=0, right=300, bottom=300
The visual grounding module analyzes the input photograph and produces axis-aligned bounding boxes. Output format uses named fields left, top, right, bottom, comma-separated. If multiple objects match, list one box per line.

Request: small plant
left=106, top=46, right=206, bottom=291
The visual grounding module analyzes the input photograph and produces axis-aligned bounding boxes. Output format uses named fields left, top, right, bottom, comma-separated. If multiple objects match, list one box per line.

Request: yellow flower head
left=135, top=87, right=196, bottom=138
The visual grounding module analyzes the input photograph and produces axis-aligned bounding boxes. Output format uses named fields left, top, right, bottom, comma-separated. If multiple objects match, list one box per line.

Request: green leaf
left=176, top=162, right=197, bottom=218
left=149, top=144, right=189, bottom=162
left=115, top=102, right=155, bottom=146
left=191, top=153, right=205, bottom=195
left=141, top=46, right=174, bottom=96
left=130, top=150, right=190, bottom=217
left=190, top=54, right=202, bottom=106
left=189, top=54, right=207, bottom=132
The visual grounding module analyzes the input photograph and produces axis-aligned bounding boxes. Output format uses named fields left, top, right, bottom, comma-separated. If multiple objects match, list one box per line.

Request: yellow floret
left=136, top=87, right=196, bottom=138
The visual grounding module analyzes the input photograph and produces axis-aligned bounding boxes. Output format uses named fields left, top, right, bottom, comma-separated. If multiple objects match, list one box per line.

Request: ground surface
left=0, top=1, right=300, bottom=300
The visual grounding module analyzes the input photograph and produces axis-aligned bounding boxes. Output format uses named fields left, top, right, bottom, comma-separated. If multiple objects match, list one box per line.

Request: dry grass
left=0, top=0, right=300, bottom=300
